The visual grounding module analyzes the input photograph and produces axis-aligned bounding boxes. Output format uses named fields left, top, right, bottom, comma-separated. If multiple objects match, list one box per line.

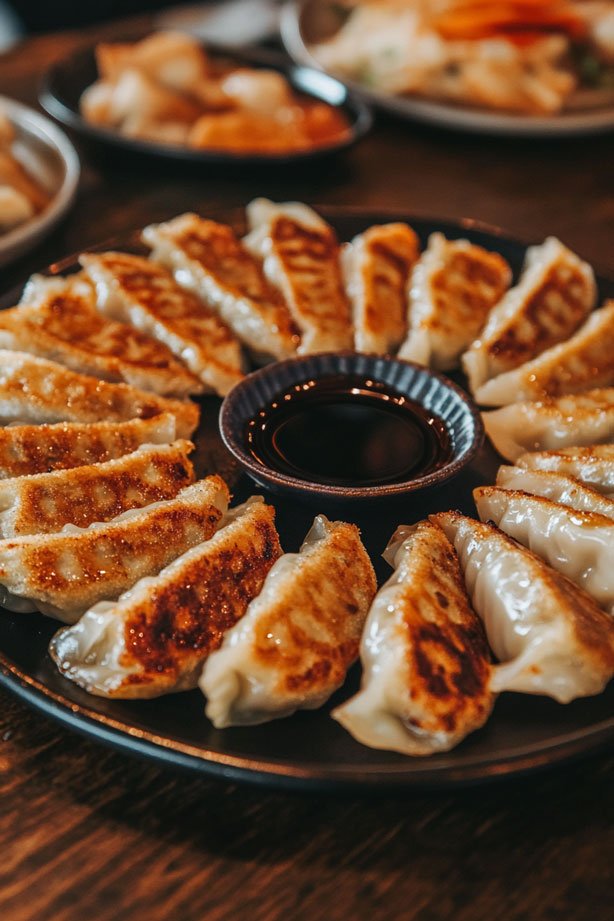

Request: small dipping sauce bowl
left=220, top=353, right=483, bottom=504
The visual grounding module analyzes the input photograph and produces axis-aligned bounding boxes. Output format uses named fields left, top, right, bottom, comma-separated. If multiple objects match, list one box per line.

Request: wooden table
left=0, top=23, right=613, bottom=921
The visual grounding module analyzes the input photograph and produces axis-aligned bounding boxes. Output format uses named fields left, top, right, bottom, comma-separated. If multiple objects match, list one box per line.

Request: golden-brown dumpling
left=200, top=515, right=376, bottom=727
left=49, top=498, right=282, bottom=697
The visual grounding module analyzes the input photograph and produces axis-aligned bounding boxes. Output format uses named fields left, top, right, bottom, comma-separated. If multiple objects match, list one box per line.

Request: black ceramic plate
left=40, top=41, right=372, bottom=166
left=1, top=209, right=613, bottom=792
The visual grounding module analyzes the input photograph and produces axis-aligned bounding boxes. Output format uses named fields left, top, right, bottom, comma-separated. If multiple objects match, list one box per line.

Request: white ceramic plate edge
left=0, top=95, right=80, bottom=268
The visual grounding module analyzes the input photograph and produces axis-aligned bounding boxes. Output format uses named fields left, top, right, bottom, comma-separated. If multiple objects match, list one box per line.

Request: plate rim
left=0, top=206, right=613, bottom=792
left=2, top=654, right=613, bottom=792
left=280, top=0, right=614, bottom=138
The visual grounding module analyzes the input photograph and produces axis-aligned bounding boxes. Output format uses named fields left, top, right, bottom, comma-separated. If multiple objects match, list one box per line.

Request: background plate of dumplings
left=40, top=39, right=372, bottom=167
left=281, top=0, right=614, bottom=138
left=0, top=96, right=80, bottom=268
left=0, top=208, right=613, bottom=791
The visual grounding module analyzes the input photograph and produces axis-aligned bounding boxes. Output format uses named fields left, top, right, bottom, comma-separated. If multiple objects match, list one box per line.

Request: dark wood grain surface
left=0, top=21, right=613, bottom=921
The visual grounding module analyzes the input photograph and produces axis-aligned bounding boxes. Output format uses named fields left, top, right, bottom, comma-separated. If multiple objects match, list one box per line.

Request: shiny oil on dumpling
left=482, top=388, right=614, bottom=461
left=49, top=498, right=282, bottom=697
left=0, top=413, right=178, bottom=479
left=243, top=198, right=353, bottom=354
left=0, top=350, right=199, bottom=437
left=0, top=476, right=229, bottom=622
left=496, top=465, right=614, bottom=520
left=200, top=515, right=376, bottom=727
left=80, top=251, right=244, bottom=397
left=474, top=301, right=614, bottom=406
left=332, top=520, right=494, bottom=757
left=517, top=445, right=614, bottom=496
left=0, top=440, right=195, bottom=537
left=462, top=237, right=595, bottom=394
left=398, top=233, right=511, bottom=370
left=341, top=222, right=419, bottom=355
left=0, top=273, right=202, bottom=397
left=142, top=213, right=298, bottom=363
left=474, top=486, right=614, bottom=609
left=433, top=512, right=614, bottom=703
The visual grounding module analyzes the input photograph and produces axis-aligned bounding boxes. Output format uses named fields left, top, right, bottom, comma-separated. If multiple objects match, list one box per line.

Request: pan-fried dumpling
left=332, top=520, right=494, bottom=756
left=0, top=273, right=202, bottom=397
left=496, top=465, right=614, bottom=519
left=94, top=32, right=210, bottom=91
left=398, top=233, right=511, bottom=370
left=341, top=223, right=419, bottom=354
left=80, top=251, right=244, bottom=397
left=474, top=486, right=614, bottom=609
left=0, top=350, right=199, bottom=437
left=142, top=213, right=298, bottom=363
left=243, top=198, right=353, bottom=353
left=49, top=498, right=282, bottom=697
left=462, top=237, right=595, bottom=393
left=482, top=388, right=614, bottom=461
left=474, top=301, right=614, bottom=406
left=0, top=413, right=177, bottom=479
left=0, top=440, right=194, bottom=537
left=0, top=476, right=229, bottom=622
left=433, top=512, right=614, bottom=703
left=200, top=515, right=376, bottom=727
left=517, top=446, right=614, bottom=495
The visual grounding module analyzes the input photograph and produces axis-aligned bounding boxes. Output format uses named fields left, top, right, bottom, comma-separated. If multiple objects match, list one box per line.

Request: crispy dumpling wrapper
left=398, top=233, right=511, bottom=371
left=517, top=445, right=614, bottom=496
left=341, top=222, right=419, bottom=355
left=0, top=440, right=195, bottom=537
left=0, top=350, right=199, bottom=437
left=200, top=515, right=376, bottom=727
left=1, top=273, right=202, bottom=397
left=94, top=32, right=210, bottom=90
left=80, top=251, right=244, bottom=397
left=474, top=301, right=614, bottom=406
left=0, top=413, right=178, bottom=479
left=142, top=213, right=298, bottom=363
left=433, top=512, right=614, bottom=703
left=332, top=521, right=494, bottom=757
left=482, top=388, right=614, bottom=461
left=0, top=476, right=229, bottom=622
left=462, top=237, right=595, bottom=393
left=496, top=466, right=614, bottom=520
left=474, top=486, right=614, bottom=609
left=49, top=498, right=282, bottom=698
left=243, top=198, right=353, bottom=354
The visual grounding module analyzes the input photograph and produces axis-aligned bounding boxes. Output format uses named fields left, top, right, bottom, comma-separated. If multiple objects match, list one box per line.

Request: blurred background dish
left=0, top=96, right=79, bottom=268
left=281, top=0, right=614, bottom=137
left=40, top=37, right=372, bottom=165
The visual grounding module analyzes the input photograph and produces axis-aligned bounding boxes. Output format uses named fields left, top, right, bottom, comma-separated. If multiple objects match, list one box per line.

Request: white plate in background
left=281, top=0, right=614, bottom=138
left=0, top=95, right=80, bottom=268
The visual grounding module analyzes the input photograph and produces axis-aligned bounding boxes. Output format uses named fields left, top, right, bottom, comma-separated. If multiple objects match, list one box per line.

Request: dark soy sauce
left=246, top=375, right=452, bottom=487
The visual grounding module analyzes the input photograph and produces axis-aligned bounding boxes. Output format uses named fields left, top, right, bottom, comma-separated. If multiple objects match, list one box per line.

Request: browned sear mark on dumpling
left=398, top=522, right=492, bottom=737
left=123, top=505, right=282, bottom=683
left=489, top=262, right=593, bottom=366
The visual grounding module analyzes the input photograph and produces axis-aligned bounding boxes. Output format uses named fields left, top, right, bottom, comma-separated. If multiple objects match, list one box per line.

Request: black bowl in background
left=220, top=352, right=484, bottom=505
left=39, top=41, right=373, bottom=168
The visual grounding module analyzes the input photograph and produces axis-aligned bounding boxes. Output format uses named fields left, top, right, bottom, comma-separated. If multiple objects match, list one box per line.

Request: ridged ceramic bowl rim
left=220, top=352, right=484, bottom=501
